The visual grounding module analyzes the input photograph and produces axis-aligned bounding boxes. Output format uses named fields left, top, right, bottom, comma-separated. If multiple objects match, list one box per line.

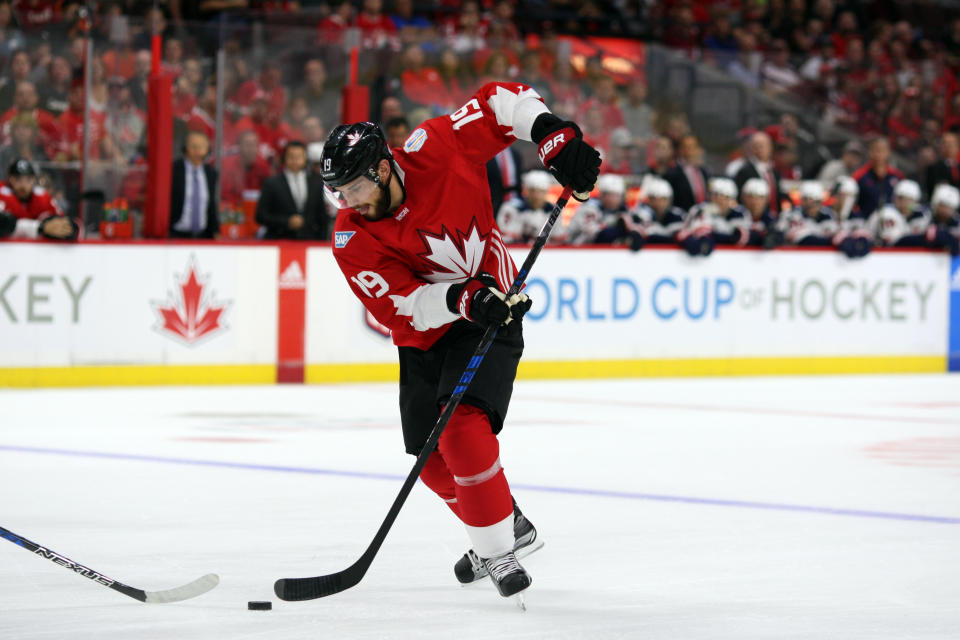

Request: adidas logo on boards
left=279, top=260, right=306, bottom=289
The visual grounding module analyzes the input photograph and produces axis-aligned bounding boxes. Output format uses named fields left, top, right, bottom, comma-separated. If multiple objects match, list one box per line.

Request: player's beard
left=359, top=176, right=395, bottom=221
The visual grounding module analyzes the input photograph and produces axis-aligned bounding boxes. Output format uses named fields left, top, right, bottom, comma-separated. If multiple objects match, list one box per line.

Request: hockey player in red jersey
left=0, top=159, right=77, bottom=241
left=320, top=82, right=600, bottom=599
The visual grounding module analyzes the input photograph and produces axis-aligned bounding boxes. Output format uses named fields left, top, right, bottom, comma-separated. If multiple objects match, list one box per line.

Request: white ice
left=1, top=375, right=959, bottom=639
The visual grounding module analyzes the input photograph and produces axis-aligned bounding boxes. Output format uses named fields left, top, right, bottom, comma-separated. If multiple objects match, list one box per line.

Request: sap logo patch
left=403, top=128, right=428, bottom=153
left=334, top=231, right=356, bottom=249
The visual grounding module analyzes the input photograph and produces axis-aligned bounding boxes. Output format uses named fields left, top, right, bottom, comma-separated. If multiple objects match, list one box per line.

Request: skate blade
left=514, top=592, right=526, bottom=611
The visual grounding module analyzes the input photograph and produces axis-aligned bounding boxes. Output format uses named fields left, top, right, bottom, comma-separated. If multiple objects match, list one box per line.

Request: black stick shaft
left=275, top=186, right=573, bottom=601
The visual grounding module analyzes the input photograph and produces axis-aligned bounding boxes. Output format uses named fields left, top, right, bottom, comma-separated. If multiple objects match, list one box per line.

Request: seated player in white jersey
left=923, top=184, right=960, bottom=256
left=675, top=177, right=739, bottom=256
left=564, top=174, right=630, bottom=246
left=496, top=169, right=557, bottom=244
left=736, top=177, right=780, bottom=248
left=829, top=176, right=873, bottom=258
left=318, top=82, right=600, bottom=600
left=776, top=180, right=839, bottom=246
left=623, top=177, right=686, bottom=251
left=868, top=179, right=928, bottom=247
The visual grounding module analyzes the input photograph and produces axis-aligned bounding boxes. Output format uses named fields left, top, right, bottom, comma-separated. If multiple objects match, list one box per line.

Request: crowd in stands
left=0, top=0, right=959, bottom=254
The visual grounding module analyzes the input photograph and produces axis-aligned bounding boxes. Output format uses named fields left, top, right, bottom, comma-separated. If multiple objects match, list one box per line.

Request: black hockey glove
left=0, top=211, right=15, bottom=237
left=681, top=234, right=714, bottom=257
left=39, top=216, right=79, bottom=241
left=762, top=229, right=785, bottom=251
left=531, top=113, right=601, bottom=202
left=627, top=230, right=644, bottom=252
left=447, top=273, right=532, bottom=328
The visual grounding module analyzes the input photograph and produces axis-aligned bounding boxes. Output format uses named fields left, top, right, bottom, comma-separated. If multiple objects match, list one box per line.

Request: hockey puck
left=248, top=601, right=272, bottom=611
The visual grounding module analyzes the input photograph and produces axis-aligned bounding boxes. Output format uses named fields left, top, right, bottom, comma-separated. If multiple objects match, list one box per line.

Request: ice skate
left=454, top=508, right=543, bottom=584
left=481, top=550, right=531, bottom=605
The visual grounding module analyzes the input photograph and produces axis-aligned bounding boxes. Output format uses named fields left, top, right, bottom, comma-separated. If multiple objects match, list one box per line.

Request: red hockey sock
left=437, top=404, right=513, bottom=528
left=418, top=451, right=461, bottom=518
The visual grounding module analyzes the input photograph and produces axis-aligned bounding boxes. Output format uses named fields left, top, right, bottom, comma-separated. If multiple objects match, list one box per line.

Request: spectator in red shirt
left=436, top=49, right=472, bottom=108
left=11, top=0, right=57, bottom=33
left=400, top=45, right=451, bottom=111
left=577, top=75, right=625, bottom=130
left=186, top=79, right=219, bottom=145
left=355, top=0, right=397, bottom=49
left=317, top=0, right=354, bottom=46
left=234, top=92, right=282, bottom=164
left=55, top=81, right=107, bottom=161
left=172, top=75, right=197, bottom=122
left=257, top=61, right=287, bottom=123
left=162, top=36, right=183, bottom=76
left=547, top=60, right=585, bottom=121
left=0, top=80, right=59, bottom=155
left=221, top=129, right=273, bottom=205
left=284, top=96, right=310, bottom=141
left=887, top=90, right=924, bottom=153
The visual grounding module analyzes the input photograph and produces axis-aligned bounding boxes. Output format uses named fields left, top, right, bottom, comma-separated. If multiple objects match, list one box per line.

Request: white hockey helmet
left=835, top=175, right=858, bottom=197
left=645, top=177, right=673, bottom=200
left=931, top=183, right=960, bottom=211
left=799, top=180, right=825, bottom=201
left=741, top=177, right=770, bottom=198
left=893, top=179, right=921, bottom=202
left=597, top=173, right=626, bottom=195
left=307, top=142, right=325, bottom=164
left=709, top=177, right=738, bottom=199
left=522, top=170, right=553, bottom=192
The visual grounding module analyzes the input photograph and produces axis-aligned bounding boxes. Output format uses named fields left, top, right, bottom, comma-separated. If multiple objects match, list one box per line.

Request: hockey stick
left=0, top=524, right=220, bottom=603
left=274, top=186, right=574, bottom=602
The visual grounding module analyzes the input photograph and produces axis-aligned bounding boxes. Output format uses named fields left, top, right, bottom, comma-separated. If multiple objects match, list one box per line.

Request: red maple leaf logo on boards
left=153, top=260, right=228, bottom=344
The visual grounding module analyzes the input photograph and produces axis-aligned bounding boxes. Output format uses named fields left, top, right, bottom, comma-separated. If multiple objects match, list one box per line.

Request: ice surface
left=1, top=375, right=959, bottom=639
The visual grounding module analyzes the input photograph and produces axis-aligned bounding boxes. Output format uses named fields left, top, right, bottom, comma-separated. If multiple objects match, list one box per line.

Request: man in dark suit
left=486, top=146, right=523, bottom=214
left=256, top=141, right=329, bottom=239
left=169, top=130, right=219, bottom=239
left=733, top=131, right=784, bottom=214
left=925, top=132, right=960, bottom=197
left=664, top=134, right=709, bottom=212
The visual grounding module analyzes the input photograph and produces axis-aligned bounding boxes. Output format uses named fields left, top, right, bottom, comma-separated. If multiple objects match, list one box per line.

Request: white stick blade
left=143, top=573, right=220, bottom=603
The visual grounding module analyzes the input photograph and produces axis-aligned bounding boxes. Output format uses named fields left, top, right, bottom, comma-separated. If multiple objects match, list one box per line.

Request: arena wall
left=0, top=241, right=955, bottom=387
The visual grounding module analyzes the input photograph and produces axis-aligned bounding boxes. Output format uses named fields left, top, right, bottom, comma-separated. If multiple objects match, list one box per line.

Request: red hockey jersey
left=0, top=183, right=63, bottom=220
left=332, top=82, right=551, bottom=350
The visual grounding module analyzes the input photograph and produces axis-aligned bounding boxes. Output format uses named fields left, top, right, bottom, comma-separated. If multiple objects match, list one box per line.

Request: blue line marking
left=1, top=444, right=957, bottom=525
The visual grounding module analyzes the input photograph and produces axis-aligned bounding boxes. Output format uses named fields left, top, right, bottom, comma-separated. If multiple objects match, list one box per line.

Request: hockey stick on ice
left=0, top=524, right=219, bottom=603
left=275, top=186, right=576, bottom=602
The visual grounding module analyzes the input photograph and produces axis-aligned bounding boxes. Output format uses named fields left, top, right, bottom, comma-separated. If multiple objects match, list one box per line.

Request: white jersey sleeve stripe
left=486, top=85, right=550, bottom=142
left=389, top=283, right=460, bottom=331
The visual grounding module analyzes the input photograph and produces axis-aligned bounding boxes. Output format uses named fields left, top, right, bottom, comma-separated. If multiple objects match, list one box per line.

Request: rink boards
left=0, top=242, right=957, bottom=386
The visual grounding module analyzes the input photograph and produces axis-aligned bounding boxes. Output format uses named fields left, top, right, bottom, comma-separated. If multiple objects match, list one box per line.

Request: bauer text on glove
left=531, top=113, right=601, bottom=200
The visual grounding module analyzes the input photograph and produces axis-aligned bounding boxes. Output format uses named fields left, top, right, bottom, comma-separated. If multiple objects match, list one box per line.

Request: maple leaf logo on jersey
left=152, top=259, right=229, bottom=345
left=416, top=218, right=488, bottom=283
left=346, top=132, right=362, bottom=147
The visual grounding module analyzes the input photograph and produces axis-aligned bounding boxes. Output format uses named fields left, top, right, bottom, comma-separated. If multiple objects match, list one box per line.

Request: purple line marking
left=2, top=444, right=958, bottom=525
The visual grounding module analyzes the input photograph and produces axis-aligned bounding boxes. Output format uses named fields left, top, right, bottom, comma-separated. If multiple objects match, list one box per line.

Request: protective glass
left=323, top=175, right=378, bottom=210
